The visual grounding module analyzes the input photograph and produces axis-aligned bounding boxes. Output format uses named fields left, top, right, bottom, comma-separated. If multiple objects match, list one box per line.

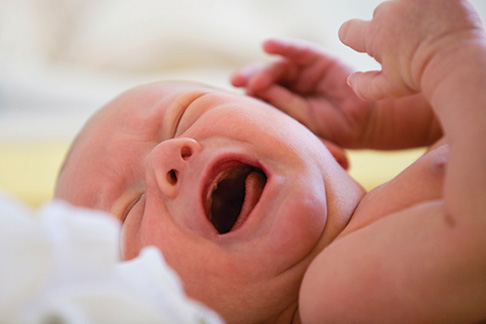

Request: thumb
left=339, top=18, right=370, bottom=53
left=347, top=70, right=398, bottom=101
left=347, top=70, right=419, bottom=100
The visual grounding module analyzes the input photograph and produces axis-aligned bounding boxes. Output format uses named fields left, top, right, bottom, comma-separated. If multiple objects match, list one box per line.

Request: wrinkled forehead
left=56, top=81, right=217, bottom=182
left=101, top=81, right=216, bottom=129
left=69, top=81, right=219, bottom=149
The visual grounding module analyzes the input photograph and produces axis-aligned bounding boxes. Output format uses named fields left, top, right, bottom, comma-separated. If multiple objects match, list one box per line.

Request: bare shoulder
left=339, top=144, right=448, bottom=237
left=298, top=144, right=486, bottom=323
left=299, top=199, right=486, bottom=323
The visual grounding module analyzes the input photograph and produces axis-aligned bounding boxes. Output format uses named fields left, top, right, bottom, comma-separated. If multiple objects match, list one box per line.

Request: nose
left=146, top=137, right=202, bottom=198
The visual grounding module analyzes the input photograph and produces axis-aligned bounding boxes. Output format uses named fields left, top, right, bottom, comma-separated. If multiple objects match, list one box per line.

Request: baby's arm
left=232, top=38, right=442, bottom=150
left=339, top=0, right=486, bottom=220
left=299, top=1, right=486, bottom=322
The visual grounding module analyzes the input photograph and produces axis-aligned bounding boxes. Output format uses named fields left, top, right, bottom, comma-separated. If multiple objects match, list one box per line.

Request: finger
left=230, top=63, right=265, bottom=87
left=262, top=37, right=327, bottom=66
left=348, top=71, right=418, bottom=101
left=338, top=18, right=370, bottom=53
left=246, top=60, right=297, bottom=95
left=347, top=71, right=391, bottom=101
left=253, top=84, right=310, bottom=126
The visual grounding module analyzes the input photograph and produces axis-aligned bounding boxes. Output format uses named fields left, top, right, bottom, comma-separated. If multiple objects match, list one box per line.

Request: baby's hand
left=231, top=38, right=376, bottom=148
left=339, top=0, right=484, bottom=101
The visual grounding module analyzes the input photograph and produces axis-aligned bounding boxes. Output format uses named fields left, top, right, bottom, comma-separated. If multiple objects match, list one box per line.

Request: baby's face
left=56, top=81, right=364, bottom=323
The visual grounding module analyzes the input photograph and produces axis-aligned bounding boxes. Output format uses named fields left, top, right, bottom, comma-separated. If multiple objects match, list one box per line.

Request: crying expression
left=55, top=81, right=361, bottom=323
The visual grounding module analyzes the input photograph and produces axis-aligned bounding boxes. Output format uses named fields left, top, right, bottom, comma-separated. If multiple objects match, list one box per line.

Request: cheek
left=138, top=212, right=240, bottom=316
left=266, top=178, right=328, bottom=270
left=284, top=193, right=327, bottom=251
left=137, top=198, right=220, bottom=280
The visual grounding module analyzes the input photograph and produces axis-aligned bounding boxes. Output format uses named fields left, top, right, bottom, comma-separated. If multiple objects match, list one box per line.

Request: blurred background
left=1, top=0, right=485, bottom=206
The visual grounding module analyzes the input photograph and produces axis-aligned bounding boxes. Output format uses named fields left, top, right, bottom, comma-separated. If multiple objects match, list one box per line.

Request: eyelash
left=174, top=93, right=208, bottom=136
left=173, top=107, right=187, bottom=136
left=122, top=194, right=143, bottom=223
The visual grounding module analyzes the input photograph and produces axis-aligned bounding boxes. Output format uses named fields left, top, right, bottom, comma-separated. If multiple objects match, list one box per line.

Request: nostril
left=167, top=169, right=178, bottom=185
left=181, top=146, right=193, bottom=160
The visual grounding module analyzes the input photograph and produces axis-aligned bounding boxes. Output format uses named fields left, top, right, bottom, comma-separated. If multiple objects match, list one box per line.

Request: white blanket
left=0, top=193, right=224, bottom=324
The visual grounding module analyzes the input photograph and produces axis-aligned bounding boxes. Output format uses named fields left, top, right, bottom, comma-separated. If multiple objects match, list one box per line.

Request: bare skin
left=54, top=1, right=486, bottom=323
left=232, top=0, right=486, bottom=322
left=55, top=81, right=364, bottom=324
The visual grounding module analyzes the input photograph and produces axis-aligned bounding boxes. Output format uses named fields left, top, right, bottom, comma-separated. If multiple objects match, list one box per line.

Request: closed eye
left=173, top=93, right=207, bottom=136
left=121, top=194, right=144, bottom=223
left=174, top=93, right=215, bottom=136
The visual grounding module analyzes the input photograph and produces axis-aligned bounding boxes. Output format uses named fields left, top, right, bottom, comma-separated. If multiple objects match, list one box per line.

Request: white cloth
left=0, top=193, right=224, bottom=324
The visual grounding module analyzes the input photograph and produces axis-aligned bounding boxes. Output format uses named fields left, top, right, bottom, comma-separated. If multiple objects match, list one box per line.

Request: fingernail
left=346, top=74, right=354, bottom=87
left=338, top=22, right=349, bottom=43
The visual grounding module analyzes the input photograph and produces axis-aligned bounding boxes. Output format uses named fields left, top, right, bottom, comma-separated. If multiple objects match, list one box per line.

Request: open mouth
left=205, top=163, right=267, bottom=234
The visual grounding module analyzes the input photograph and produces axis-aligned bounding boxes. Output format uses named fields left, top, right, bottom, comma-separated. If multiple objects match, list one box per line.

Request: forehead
left=86, top=81, right=275, bottom=144
left=100, top=81, right=215, bottom=137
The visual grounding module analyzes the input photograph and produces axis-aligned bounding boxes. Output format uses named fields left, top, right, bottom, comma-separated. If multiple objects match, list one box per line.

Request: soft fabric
left=0, top=193, right=224, bottom=324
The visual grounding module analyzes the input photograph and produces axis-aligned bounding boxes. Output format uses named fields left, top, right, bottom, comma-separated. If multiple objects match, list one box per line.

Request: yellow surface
left=348, top=148, right=425, bottom=191
left=0, top=140, right=424, bottom=207
left=0, top=141, right=71, bottom=207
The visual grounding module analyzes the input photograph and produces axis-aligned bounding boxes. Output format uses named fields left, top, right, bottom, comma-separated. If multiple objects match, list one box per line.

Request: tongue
left=232, top=171, right=266, bottom=230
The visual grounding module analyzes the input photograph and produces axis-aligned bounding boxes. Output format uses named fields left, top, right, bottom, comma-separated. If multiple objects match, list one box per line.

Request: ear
left=319, top=138, right=349, bottom=170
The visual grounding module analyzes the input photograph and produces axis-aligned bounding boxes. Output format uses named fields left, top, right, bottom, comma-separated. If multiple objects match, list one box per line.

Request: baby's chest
left=341, top=145, right=449, bottom=236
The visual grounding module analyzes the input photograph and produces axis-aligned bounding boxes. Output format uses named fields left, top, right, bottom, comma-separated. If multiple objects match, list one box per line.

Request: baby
left=56, top=0, right=486, bottom=323
left=55, top=79, right=364, bottom=324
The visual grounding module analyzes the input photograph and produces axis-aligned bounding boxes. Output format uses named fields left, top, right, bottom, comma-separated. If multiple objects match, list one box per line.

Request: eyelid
left=173, top=93, right=207, bottom=136
left=121, top=193, right=143, bottom=223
